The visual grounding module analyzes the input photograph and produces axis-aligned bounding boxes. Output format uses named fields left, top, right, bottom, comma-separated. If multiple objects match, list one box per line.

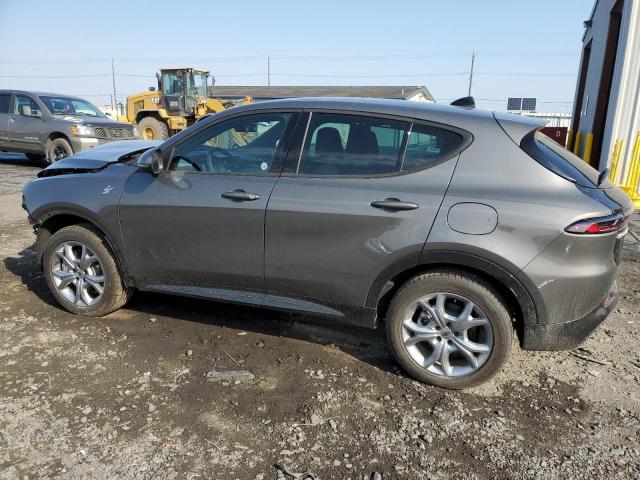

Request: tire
left=26, top=153, right=46, bottom=163
left=42, top=223, right=132, bottom=316
left=136, top=116, right=169, bottom=140
left=385, top=271, right=512, bottom=389
left=46, top=137, right=73, bottom=163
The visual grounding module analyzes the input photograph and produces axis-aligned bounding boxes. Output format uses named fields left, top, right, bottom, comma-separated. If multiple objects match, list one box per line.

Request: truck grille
left=93, top=126, right=135, bottom=140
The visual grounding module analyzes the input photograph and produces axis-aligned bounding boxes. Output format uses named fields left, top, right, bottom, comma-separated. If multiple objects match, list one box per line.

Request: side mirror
left=32, top=109, right=42, bottom=118
left=104, top=112, right=112, bottom=117
left=149, top=149, right=164, bottom=175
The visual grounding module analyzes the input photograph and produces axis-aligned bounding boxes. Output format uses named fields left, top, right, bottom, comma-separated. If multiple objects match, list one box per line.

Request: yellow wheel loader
left=123, top=67, right=251, bottom=140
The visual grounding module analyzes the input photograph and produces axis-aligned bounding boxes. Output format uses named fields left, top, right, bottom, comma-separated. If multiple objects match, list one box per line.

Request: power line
left=0, top=51, right=578, bottom=65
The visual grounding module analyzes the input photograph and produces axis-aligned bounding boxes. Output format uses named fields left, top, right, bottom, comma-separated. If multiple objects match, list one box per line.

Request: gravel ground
left=1, top=155, right=639, bottom=480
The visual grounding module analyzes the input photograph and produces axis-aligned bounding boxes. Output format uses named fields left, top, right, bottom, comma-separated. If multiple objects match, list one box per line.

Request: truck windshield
left=40, top=96, right=104, bottom=117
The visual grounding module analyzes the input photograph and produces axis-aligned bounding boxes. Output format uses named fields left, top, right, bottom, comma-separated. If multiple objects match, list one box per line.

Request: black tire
left=136, top=116, right=169, bottom=140
left=385, top=271, right=512, bottom=389
left=26, top=153, right=46, bottom=163
left=42, top=223, right=132, bottom=316
left=46, top=137, right=73, bottom=163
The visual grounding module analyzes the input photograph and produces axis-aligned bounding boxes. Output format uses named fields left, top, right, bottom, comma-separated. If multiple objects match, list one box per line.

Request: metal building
left=569, top=0, right=640, bottom=209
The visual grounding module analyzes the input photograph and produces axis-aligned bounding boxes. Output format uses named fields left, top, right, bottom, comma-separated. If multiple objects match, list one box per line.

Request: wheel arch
left=34, top=208, right=132, bottom=286
left=47, top=131, right=72, bottom=144
left=369, top=250, right=541, bottom=344
left=134, top=110, right=167, bottom=124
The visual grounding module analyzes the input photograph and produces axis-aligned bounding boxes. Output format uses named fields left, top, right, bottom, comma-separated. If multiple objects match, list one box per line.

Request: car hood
left=39, top=140, right=161, bottom=177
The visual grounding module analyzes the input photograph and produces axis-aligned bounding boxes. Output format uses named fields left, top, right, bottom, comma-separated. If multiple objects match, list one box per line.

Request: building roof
left=208, top=85, right=434, bottom=102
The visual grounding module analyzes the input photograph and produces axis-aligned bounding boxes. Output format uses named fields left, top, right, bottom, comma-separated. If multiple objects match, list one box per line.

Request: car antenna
left=450, top=96, right=475, bottom=109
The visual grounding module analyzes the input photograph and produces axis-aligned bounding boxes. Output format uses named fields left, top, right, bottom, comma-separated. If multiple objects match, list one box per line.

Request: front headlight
left=70, top=124, right=94, bottom=136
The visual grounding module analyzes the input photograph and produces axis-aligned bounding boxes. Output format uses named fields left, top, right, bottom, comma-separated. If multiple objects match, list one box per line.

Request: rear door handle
left=370, top=198, right=419, bottom=211
left=221, top=189, right=260, bottom=201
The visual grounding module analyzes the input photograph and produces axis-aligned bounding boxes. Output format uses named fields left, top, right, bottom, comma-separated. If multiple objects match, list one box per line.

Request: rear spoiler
left=493, top=111, right=546, bottom=145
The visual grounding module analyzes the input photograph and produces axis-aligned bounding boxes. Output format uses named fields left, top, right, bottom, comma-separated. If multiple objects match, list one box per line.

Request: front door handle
left=370, top=198, right=419, bottom=211
left=221, top=189, right=260, bottom=201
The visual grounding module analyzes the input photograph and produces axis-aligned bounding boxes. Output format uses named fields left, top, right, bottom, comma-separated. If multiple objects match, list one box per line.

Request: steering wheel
left=172, top=155, right=202, bottom=172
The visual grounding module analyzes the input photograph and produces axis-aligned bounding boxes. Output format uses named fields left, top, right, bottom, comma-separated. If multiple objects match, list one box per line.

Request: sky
left=0, top=0, right=594, bottom=112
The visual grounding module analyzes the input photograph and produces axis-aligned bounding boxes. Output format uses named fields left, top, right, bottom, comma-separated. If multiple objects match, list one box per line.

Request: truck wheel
left=46, top=137, right=73, bottom=163
left=136, top=117, right=169, bottom=140
left=385, top=271, right=512, bottom=389
left=42, top=223, right=132, bottom=316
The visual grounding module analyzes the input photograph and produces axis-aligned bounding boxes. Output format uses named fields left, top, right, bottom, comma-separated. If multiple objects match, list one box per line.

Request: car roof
left=223, top=96, right=499, bottom=130
left=0, top=89, right=88, bottom=101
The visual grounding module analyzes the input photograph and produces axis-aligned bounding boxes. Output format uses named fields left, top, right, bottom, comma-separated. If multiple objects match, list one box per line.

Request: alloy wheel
left=49, top=241, right=105, bottom=308
left=401, top=292, right=493, bottom=377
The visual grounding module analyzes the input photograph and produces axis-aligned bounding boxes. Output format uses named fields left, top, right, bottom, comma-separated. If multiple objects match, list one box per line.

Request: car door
left=265, top=111, right=468, bottom=309
left=119, top=110, right=299, bottom=296
left=0, top=93, right=11, bottom=147
left=8, top=94, right=44, bottom=153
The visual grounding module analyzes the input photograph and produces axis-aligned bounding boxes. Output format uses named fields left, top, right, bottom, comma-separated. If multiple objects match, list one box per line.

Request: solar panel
left=507, top=97, right=522, bottom=110
left=522, top=98, right=537, bottom=111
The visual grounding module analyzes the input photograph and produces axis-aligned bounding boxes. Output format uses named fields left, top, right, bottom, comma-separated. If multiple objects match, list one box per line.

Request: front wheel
left=385, top=271, right=512, bottom=389
left=42, top=224, right=132, bottom=316
left=46, top=137, right=73, bottom=163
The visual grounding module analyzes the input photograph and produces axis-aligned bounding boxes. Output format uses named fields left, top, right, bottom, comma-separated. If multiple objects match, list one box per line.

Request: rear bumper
left=521, top=288, right=618, bottom=351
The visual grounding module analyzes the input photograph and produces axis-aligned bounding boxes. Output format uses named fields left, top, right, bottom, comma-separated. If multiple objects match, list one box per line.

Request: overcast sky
left=0, top=0, right=594, bottom=112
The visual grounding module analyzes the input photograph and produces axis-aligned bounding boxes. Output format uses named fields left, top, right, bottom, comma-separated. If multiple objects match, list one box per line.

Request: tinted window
left=0, top=94, right=10, bottom=114
left=14, top=95, right=39, bottom=116
left=521, top=130, right=600, bottom=187
left=402, top=124, right=463, bottom=171
left=298, top=113, right=409, bottom=176
left=169, top=113, right=292, bottom=174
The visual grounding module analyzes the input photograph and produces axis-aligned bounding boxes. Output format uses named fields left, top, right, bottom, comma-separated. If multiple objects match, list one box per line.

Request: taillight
left=565, top=213, right=628, bottom=234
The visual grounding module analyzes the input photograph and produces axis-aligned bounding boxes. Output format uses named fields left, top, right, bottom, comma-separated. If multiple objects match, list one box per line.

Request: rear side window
left=521, top=131, right=601, bottom=187
left=403, top=124, right=463, bottom=171
left=298, top=113, right=409, bottom=176
left=0, top=94, right=10, bottom=114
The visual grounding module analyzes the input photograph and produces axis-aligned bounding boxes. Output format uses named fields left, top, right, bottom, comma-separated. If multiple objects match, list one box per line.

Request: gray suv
left=0, top=90, right=138, bottom=163
left=21, top=98, right=633, bottom=388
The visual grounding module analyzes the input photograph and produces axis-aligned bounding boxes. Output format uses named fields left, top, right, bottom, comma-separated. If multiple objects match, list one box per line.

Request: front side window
left=39, top=96, right=103, bottom=117
left=298, top=113, right=409, bottom=176
left=14, top=95, right=40, bottom=116
left=169, top=112, right=292, bottom=174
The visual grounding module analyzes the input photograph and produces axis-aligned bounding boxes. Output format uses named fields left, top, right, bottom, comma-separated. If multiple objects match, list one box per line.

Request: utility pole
left=468, top=52, right=475, bottom=97
left=267, top=56, right=271, bottom=86
left=111, top=58, right=118, bottom=113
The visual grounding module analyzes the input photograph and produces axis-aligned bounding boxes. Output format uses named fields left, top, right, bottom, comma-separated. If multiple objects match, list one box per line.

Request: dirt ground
left=1, top=155, right=639, bottom=480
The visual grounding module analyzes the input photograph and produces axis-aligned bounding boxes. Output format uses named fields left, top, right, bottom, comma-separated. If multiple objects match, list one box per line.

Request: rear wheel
left=136, top=116, right=169, bottom=140
left=42, top=224, right=132, bottom=316
left=385, top=271, right=512, bottom=389
left=46, top=137, right=73, bottom=163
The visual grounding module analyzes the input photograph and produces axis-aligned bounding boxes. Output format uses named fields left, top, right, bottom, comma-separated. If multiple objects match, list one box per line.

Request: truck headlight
left=70, top=124, right=94, bottom=136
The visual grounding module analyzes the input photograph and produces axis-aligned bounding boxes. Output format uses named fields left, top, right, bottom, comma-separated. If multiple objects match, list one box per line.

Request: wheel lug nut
left=447, top=340, right=453, bottom=345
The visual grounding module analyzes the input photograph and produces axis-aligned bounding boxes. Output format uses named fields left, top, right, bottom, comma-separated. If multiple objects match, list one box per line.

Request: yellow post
left=608, top=139, right=622, bottom=182
left=573, top=131, right=582, bottom=157
left=625, top=131, right=640, bottom=196
left=566, top=129, right=573, bottom=150
left=583, top=132, right=593, bottom=164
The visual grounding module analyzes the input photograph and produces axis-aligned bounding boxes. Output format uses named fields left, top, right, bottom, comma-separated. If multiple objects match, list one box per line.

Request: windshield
left=40, top=96, right=105, bottom=117
left=189, top=71, right=208, bottom=99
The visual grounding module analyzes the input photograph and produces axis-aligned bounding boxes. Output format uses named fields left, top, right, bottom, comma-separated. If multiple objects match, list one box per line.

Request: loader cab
left=158, top=68, right=209, bottom=118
